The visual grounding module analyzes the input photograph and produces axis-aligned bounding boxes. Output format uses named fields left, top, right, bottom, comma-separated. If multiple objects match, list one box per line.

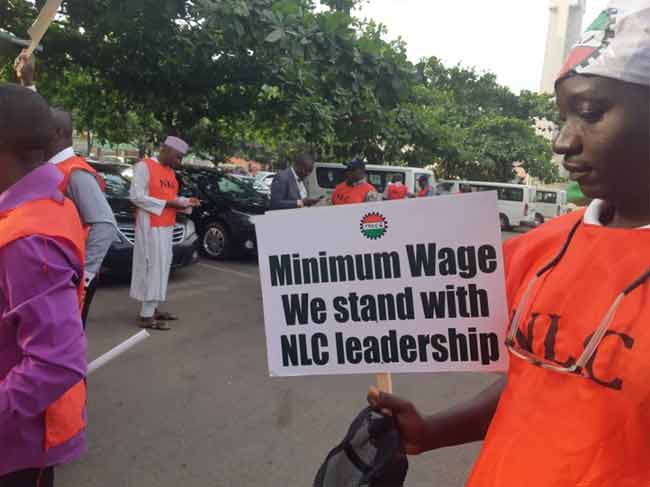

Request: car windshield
left=218, top=174, right=260, bottom=197
left=96, top=169, right=131, bottom=198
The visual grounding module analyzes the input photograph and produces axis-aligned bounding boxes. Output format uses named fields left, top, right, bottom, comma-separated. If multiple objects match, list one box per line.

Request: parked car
left=255, top=171, right=276, bottom=189
left=437, top=180, right=535, bottom=230
left=232, top=173, right=271, bottom=195
left=176, top=166, right=270, bottom=259
left=89, top=162, right=199, bottom=276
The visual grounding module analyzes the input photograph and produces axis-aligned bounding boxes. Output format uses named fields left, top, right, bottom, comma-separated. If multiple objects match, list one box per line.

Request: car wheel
left=201, top=222, right=231, bottom=260
left=499, top=213, right=510, bottom=231
left=534, top=213, right=545, bottom=227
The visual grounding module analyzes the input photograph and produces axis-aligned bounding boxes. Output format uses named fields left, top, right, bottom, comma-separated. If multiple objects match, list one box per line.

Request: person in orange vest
left=0, top=85, right=87, bottom=487
left=129, top=137, right=200, bottom=330
left=331, top=159, right=380, bottom=205
left=368, top=4, right=650, bottom=486
left=416, top=174, right=435, bottom=197
left=384, top=174, right=409, bottom=200
left=16, top=54, right=117, bottom=329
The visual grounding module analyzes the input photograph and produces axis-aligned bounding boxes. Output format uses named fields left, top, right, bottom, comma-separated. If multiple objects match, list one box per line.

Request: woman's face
left=554, top=75, right=649, bottom=213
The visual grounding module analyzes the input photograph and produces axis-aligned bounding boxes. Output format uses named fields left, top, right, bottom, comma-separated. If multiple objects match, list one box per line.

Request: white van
left=530, top=188, right=568, bottom=226
left=308, top=162, right=435, bottom=200
left=437, top=180, right=535, bottom=229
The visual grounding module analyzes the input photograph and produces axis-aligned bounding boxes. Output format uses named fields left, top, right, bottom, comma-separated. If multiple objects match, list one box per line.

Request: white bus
left=437, top=180, right=535, bottom=229
left=530, top=188, right=569, bottom=226
left=307, top=162, right=435, bottom=199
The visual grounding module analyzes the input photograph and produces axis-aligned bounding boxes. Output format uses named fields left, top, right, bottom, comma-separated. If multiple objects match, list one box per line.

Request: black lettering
left=468, top=327, right=479, bottom=361
left=431, top=334, right=449, bottom=362
left=406, top=243, right=437, bottom=277
left=360, top=295, right=378, bottom=322
left=270, top=255, right=292, bottom=286
left=420, top=290, right=446, bottom=319
left=348, top=292, right=361, bottom=322
left=310, top=298, right=327, bottom=325
left=457, top=286, right=470, bottom=318
left=457, top=246, right=477, bottom=279
left=479, top=333, right=499, bottom=365
left=478, top=245, right=497, bottom=274
left=333, top=297, right=349, bottom=323
left=468, top=284, right=490, bottom=317
left=377, top=294, right=396, bottom=321
left=583, top=331, right=634, bottom=391
left=298, top=334, right=313, bottom=365
left=380, top=330, right=399, bottom=363
left=333, top=255, right=355, bottom=282
left=446, top=285, right=457, bottom=318
left=543, top=314, right=576, bottom=367
left=397, top=287, right=415, bottom=320
left=281, top=294, right=309, bottom=325
left=292, top=254, right=302, bottom=285
left=302, top=257, right=319, bottom=284
left=399, top=335, right=417, bottom=362
left=417, top=334, right=430, bottom=361
left=362, top=336, right=381, bottom=363
left=438, top=248, right=457, bottom=276
left=448, top=328, right=468, bottom=361
left=312, top=333, right=329, bottom=365
left=346, top=337, right=363, bottom=364
left=335, top=332, right=345, bottom=364
left=374, top=252, right=401, bottom=279
left=280, top=335, right=299, bottom=366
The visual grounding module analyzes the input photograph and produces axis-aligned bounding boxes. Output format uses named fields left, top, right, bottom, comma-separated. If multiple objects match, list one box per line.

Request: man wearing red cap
left=129, top=137, right=200, bottom=330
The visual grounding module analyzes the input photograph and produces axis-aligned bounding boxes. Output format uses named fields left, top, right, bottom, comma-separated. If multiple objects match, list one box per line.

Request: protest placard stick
left=376, top=373, right=393, bottom=393
left=88, top=330, right=150, bottom=375
left=24, top=0, right=62, bottom=57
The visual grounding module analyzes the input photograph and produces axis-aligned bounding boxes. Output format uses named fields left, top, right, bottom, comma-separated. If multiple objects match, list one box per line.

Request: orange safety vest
left=467, top=211, right=650, bottom=487
left=0, top=197, right=87, bottom=451
left=143, top=158, right=179, bottom=227
left=417, top=186, right=431, bottom=197
left=331, top=181, right=376, bottom=206
left=56, top=156, right=106, bottom=193
left=386, top=183, right=408, bottom=200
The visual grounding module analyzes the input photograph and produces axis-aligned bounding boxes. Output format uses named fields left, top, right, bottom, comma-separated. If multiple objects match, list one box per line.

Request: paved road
left=58, top=231, right=521, bottom=487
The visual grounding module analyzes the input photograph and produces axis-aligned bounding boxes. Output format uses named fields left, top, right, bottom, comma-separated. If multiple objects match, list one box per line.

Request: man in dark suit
left=270, top=153, right=320, bottom=210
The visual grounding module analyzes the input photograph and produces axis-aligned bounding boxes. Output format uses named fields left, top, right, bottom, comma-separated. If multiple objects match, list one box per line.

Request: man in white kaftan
left=129, top=136, right=199, bottom=330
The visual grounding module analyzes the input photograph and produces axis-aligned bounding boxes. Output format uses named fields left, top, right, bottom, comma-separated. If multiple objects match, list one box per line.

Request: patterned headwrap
left=557, top=0, right=650, bottom=86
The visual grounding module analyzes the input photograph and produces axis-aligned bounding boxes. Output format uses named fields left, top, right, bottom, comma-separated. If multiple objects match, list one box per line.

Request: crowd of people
left=269, top=156, right=436, bottom=211
left=0, top=1, right=649, bottom=486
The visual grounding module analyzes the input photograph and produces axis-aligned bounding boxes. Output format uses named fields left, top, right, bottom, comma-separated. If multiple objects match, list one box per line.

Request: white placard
left=256, top=192, right=509, bottom=377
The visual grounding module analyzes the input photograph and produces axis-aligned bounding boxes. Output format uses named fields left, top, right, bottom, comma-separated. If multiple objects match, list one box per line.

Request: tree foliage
left=1, top=0, right=559, bottom=182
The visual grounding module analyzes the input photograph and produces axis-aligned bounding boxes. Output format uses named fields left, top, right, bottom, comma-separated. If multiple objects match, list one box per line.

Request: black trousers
left=0, top=468, right=54, bottom=487
left=81, top=277, right=99, bottom=329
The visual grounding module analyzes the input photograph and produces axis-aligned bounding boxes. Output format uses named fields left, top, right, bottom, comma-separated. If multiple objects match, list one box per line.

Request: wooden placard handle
left=376, top=373, right=393, bottom=394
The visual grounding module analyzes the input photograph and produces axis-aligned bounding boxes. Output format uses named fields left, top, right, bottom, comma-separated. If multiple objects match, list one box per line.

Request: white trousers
left=140, top=301, right=158, bottom=318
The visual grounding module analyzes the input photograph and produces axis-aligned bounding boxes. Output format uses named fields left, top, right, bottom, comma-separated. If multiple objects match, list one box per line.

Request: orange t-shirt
left=386, top=183, right=408, bottom=200
left=331, top=181, right=376, bottom=205
left=467, top=210, right=650, bottom=487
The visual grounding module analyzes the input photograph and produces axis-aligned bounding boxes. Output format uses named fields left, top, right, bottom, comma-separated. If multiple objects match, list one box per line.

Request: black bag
left=314, top=407, right=408, bottom=487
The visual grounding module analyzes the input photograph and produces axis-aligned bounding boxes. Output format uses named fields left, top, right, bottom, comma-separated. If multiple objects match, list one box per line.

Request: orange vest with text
left=386, top=183, right=408, bottom=200
left=143, top=158, right=179, bottom=227
left=467, top=210, right=650, bottom=487
left=56, top=156, right=106, bottom=194
left=331, top=181, right=376, bottom=206
left=0, top=197, right=87, bottom=451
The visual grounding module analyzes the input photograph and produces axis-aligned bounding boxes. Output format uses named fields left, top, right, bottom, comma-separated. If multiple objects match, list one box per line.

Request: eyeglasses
left=505, top=220, right=650, bottom=375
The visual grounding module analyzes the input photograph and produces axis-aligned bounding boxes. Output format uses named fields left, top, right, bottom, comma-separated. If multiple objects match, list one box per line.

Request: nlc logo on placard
left=360, top=213, right=388, bottom=240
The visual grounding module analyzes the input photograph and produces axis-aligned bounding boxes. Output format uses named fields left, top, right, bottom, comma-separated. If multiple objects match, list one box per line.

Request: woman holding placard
left=368, top=3, right=650, bottom=485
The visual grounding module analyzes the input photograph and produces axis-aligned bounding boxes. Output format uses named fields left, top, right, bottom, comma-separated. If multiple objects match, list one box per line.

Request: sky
left=353, top=0, right=609, bottom=93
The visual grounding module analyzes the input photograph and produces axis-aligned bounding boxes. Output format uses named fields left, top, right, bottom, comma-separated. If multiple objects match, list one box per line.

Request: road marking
left=197, top=262, right=259, bottom=280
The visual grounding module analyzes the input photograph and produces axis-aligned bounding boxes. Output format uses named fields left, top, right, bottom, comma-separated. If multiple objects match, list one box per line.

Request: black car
left=176, top=166, right=270, bottom=259
left=90, top=162, right=199, bottom=276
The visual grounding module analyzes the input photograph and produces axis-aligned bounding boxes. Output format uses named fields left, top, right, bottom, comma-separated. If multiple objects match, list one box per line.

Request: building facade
left=540, top=0, right=587, bottom=94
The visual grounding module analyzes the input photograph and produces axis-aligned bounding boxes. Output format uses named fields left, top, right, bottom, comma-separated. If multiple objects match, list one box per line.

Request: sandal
left=138, top=318, right=171, bottom=331
left=155, top=311, right=179, bottom=321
